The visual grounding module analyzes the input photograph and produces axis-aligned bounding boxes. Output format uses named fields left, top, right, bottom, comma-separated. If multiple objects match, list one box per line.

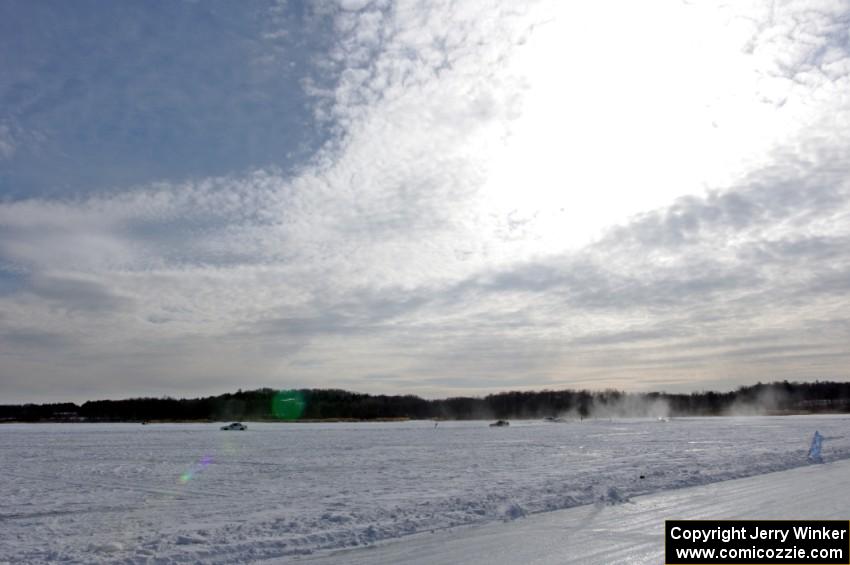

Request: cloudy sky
left=2, top=0, right=850, bottom=403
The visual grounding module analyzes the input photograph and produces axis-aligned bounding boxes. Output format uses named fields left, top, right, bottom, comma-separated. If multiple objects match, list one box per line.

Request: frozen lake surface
left=2, top=416, right=850, bottom=563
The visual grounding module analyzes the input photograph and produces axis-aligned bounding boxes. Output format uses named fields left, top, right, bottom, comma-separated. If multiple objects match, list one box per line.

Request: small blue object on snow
left=807, top=430, right=824, bottom=463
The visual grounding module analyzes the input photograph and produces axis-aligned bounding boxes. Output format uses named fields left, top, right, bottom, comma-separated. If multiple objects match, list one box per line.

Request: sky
left=2, top=0, right=850, bottom=403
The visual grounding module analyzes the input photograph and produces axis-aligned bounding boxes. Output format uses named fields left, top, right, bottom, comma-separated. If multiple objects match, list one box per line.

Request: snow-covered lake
left=3, top=416, right=849, bottom=564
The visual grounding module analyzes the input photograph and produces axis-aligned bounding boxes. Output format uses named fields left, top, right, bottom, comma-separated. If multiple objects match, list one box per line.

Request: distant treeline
left=2, top=380, right=850, bottom=422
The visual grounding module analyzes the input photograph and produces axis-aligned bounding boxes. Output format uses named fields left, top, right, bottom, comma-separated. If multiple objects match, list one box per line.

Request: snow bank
left=300, top=455, right=850, bottom=565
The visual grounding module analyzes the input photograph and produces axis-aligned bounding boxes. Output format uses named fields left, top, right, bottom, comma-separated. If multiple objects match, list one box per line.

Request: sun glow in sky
left=1, top=0, right=850, bottom=402
left=480, top=0, right=808, bottom=255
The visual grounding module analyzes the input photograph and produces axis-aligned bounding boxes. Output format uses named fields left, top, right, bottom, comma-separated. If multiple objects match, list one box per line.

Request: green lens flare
left=271, top=390, right=306, bottom=420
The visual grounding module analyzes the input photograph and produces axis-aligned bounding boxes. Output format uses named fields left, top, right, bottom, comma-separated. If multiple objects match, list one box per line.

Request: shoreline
left=2, top=410, right=848, bottom=424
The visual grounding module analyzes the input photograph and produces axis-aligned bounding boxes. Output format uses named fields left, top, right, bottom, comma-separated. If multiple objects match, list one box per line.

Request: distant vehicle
left=489, top=420, right=509, bottom=427
left=543, top=416, right=566, bottom=423
left=221, top=422, right=247, bottom=431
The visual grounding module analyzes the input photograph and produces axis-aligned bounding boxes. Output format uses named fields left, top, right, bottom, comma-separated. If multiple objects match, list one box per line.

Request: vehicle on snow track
left=221, top=422, right=247, bottom=431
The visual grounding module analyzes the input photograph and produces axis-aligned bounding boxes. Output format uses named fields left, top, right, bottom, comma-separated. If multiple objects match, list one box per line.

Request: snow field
left=2, top=415, right=849, bottom=563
